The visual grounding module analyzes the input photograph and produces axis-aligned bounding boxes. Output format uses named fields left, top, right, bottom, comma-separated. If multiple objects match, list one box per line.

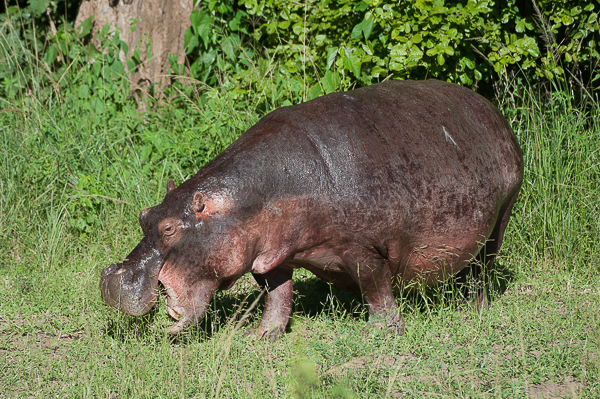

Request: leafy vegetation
left=180, top=0, right=600, bottom=98
left=1, top=0, right=600, bottom=397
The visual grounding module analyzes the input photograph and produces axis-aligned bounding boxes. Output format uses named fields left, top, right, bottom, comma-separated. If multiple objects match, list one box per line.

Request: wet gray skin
left=100, top=237, right=162, bottom=317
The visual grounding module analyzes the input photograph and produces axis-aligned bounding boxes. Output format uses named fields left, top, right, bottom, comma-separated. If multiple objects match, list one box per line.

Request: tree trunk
left=75, top=0, right=192, bottom=96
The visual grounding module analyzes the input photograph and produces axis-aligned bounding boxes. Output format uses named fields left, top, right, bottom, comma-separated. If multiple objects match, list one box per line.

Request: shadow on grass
left=488, top=259, right=515, bottom=298
left=102, top=259, right=515, bottom=343
left=399, top=258, right=516, bottom=315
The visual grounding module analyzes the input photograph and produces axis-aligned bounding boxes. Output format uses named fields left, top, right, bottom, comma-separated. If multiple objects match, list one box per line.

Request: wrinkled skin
left=101, top=80, right=523, bottom=340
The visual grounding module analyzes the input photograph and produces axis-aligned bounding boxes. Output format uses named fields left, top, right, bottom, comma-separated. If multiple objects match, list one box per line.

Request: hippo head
left=100, top=180, right=252, bottom=333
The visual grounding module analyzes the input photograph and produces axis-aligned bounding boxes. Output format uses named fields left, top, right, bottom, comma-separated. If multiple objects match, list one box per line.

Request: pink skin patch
left=158, top=261, right=187, bottom=320
left=398, top=235, right=485, bottom=287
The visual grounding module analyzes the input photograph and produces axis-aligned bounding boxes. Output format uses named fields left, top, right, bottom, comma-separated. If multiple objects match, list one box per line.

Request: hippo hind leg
left=459, top=191, right=520, bottom=310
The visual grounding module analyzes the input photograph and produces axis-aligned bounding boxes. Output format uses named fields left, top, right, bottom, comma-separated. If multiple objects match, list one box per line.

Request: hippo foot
left=167, top=320, right=187, bottom=335
left=472, top=287, right=489, bottom=313
left=243, top=325, right=286, bottom=342
left=366, top=312, right=406, bottom=336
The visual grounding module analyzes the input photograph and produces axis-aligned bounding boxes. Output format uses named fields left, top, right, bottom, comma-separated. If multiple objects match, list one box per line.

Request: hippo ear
left=167, top=179, right=176, bottom=194
left=192, top=191, right=231, bottom=218
left=191, top=191, right=206, bottom=214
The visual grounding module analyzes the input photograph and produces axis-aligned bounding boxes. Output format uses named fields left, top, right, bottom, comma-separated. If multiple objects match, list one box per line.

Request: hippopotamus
left=100, top=80, right=523, bottom=341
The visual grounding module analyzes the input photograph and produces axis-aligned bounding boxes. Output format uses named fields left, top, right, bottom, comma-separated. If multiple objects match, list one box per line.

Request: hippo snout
left=100, top=239, right=164, bottom=317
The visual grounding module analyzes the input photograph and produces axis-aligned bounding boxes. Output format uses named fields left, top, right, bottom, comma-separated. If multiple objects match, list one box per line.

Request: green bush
left=227, top=0, right=599, bottom=90
left=3, top=0, right=599, bottom=104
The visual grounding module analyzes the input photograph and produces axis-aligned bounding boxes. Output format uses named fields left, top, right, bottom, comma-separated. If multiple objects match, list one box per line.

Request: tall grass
left=500, top=82, right=600, bottom=276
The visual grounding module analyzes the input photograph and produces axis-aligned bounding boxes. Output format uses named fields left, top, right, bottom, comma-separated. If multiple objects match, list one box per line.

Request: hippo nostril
left=101, top=263, right=120, bottom=278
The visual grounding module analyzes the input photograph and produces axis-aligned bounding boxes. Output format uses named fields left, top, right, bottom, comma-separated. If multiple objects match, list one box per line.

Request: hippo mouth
left=101, top=235, right=218, bottom=334
left=157, top=264, right=187, bottom=322
left=160, top=281, right=185, bottom=321
left=156, top=264, right=220, bottom=334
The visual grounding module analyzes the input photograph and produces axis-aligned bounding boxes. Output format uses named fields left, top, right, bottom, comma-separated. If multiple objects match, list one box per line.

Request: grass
left=1, top=19, right=600, bottom=398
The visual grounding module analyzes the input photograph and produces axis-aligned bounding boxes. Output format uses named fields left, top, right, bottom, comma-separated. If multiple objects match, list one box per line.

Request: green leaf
left=92, top=97, right=104, bottom=114
left=326, top=47, right=339, bottom=70
left=361, top=18, right=374, bottom=40
left=565, top=52, right=572, bottom=62
left=201, top=50, right=216, bottom=65
left=186, top=35, right=199, bottom=55
left=463, top=57, right=475, bottom=69
left=411, top=33, right=423, bottom=44
left=230, top=17, right=240, bottom=32
left=459, top=73, right=472, bottom=85
left=321, top=70, right=340, bottom=94
left=289, top=78, right=303, bottom=93
left=343, top=50, right=362, bottom=78
left=127, top=59, right=136, bottom=73
left=140, top=144, right=153, bottom=162
left=561, top=14, right=574, bottom=25
left=78, top=85, right=90, bottom=100
left=437, top=54, right=445, bottom=65
left=184, top=27, right=195, bottom=52
left=355, top=1, right=368, bottom=12
left=307, top=84, right=322, bottom=100
left=93, top=62, right=101, bottom=77
left=120, top=41, right=129, bottom=57
left=78, top=16, right=94, bottom=38
left=110, top=61, right=125, bottom=78
left=28, top=0, right=48, bottom=17
left=191, top=10, right=212, bottom=49
left=232, top=10, right=249, bottom=34
left=371, top=66, right=387, bottom=78
left=351, top=17, right=374, bottom=40
left=351, top=22, right=362, bottom=39
left=221, top=34, right=240, bottom=61
left=43, top=45, right=58, bottom=65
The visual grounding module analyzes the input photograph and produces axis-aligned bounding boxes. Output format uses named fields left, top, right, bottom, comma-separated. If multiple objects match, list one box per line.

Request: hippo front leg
left=251, top=266, right=294, bottom=342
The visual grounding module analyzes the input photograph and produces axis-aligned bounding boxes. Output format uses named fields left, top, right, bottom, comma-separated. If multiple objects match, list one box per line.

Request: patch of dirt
left=528, top=376, right=582, bottom=398
left=5, top=327, right=83, bottom=358
left=323, top=353, right=417, bottom=377
left=519, top=283, right=535, bottom=294
left=0, top=313, right=25, bottom=331
left=41, top=330, right=82, bottom=350
left=0, top=324, right=84, bottom=397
